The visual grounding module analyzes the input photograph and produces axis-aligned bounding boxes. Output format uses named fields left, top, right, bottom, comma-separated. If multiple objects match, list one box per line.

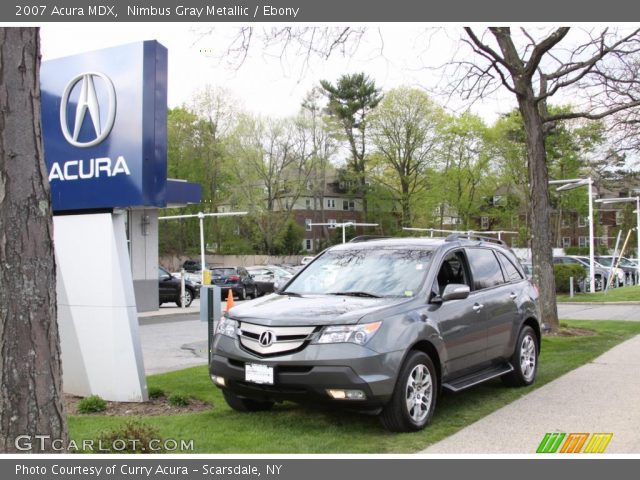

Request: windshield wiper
left=279, top=291, right=302, bottom=297
left=329, top=291, right=382, bottom=298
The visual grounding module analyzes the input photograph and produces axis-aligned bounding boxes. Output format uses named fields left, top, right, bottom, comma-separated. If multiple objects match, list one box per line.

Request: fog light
left=211, top=375, right=226, bottom=387
left=327, top=389, right=366, bottom=400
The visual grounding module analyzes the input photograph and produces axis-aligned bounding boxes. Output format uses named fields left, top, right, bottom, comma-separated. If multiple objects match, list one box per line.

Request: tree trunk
left=517, top=92, right=559, bottom=332
left=0, top=28, right=68, bottom=452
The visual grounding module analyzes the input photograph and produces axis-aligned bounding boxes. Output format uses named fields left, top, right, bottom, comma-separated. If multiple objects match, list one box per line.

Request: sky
left=40, top=25, right=517, bottom=123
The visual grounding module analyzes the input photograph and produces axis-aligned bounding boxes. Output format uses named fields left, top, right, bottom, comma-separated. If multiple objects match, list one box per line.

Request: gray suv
left=210, top=235, right=541, bottom=432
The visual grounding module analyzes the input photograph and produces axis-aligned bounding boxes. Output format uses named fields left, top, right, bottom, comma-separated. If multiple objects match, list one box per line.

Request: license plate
left=245, top=363, right=274, bottom=385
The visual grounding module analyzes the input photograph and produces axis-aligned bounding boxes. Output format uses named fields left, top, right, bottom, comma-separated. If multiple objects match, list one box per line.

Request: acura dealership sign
left=41, top=41, right=168, bottom=211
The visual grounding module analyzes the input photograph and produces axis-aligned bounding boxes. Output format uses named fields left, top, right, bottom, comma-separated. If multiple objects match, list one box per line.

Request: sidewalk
left=421, top=334, right=640, bottom=454
left=558, top=303, right=640, bottom=321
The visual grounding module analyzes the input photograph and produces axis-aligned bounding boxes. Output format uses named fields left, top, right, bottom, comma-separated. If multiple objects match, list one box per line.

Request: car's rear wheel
left=176, top=288, right=193, bottom=308
left=239, top=287, right=247, bottom=300
left=222, top=390, right=274, bottom=412
left=502, top=325, right=538, bottom=387
left=380, top=351, right=437, bottom=432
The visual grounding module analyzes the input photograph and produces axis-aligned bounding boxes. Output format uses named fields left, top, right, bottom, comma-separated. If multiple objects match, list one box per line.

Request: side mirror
left=273, top=280, right=283, bottom=293
left=432, top=284, right=470, bottom=303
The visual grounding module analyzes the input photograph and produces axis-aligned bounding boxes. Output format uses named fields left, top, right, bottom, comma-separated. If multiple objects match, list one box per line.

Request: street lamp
left=309, top=221, right=379, bottom=244
left=159, top=211, right=248, bottom=283
left=549, top=177, right=595, bottom=293
left=595, top=196, right=640, bottom=282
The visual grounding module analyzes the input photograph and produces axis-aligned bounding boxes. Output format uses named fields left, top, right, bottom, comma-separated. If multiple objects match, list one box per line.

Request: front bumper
left=209, top=334, right=403, bottom=409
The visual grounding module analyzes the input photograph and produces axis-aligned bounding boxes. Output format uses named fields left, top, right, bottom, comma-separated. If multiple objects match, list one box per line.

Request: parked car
left=159, top=266, right=197, bottom=307
left=596, top=256, right=636, bottom=285
left=300, top=256, right=315, bottom=265
left=210, top=235, right=541, bottom=432
left=210, top=267, right=258, bottom=300
left=573, top=255, right=625, bottom=287
left=182, top=259, right=201, bottom=273
left=553, top=256, right=621, bottom=291
left=247, top=266, right=294, bottom=296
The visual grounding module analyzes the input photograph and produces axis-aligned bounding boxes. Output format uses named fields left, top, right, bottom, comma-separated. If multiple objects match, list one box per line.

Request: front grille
left=238, top=322, right=317, bottom=357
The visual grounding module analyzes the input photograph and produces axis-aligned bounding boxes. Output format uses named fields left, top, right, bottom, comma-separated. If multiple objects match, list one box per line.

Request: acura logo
left=60, top=72, right=117, bottom=148
left=258, top=330, right=275, bottom=347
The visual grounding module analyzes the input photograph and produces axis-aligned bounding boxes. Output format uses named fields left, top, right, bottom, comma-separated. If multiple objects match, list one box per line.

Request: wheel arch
left=522, top=317, right=541, bottom=353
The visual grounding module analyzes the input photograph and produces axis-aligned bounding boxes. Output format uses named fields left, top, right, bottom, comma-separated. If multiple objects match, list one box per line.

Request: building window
left=616, top=210, right=622, bottom=226
left=578, top=236, right=588, bottom=248
left=328, top=219, right=337, bottom=229
left=343, top=200, right=355, bottom=211
left=327, top=199, right=336, bottom=209
left=562, top=237, right=571, bottom=248
left=305, top=219, right=312, bottom=232
left=492, top=195, right=505, bottom=206
left=305, top=239, right=312, bottom=251
left=481, top=216, right=489, bottom=229
left=578, top=216, right=588, bottom=227
left=305, top=198, right=312, bottom=209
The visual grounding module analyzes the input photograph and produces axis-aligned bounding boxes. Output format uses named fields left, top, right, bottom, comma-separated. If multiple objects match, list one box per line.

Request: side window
left=466, top=248, right=506, bottom=290
left=497, top=252, right=524, bottom=282
left=433, top=251, right=470, bottom=296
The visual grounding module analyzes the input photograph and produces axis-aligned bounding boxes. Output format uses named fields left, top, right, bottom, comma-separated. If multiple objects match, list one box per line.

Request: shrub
left=148, top=386, right=165, bottom=399
left=554, top=264, right=586, bottom=293
left=77, top=395, right=107, bottom=414
left=168, top=393, right=190, bottom=407
left=96, top=420, right=165, bottom=453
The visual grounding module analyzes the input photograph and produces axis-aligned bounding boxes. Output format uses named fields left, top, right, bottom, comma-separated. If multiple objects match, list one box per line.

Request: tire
left=222, top=390, right=274, bottom=412
left=176, top=288, right=193, bottom=308
left=502, top=325, right=538, bottom=387
left=380, top=351, right=437, bottom=432
left=239, top=287, right=247, bottom=301
left=595, top=275, right=603, bottom=292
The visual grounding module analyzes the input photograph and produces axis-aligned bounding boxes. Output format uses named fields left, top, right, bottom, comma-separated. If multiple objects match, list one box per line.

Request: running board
left=443, top=363, right=514, bottom=392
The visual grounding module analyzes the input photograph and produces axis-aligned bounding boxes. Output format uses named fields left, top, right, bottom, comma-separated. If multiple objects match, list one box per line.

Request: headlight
left=216, top=317, right=238, bottom=338
left=313, top=322, right=382, bottom=345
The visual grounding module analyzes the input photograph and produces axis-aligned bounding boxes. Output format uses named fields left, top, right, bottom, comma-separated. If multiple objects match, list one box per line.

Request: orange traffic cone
left=225, top=289, right=234, bottom=312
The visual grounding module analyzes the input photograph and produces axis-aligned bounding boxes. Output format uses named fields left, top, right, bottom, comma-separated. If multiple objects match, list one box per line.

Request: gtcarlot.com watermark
left=15, top=435, right=194, bottom=452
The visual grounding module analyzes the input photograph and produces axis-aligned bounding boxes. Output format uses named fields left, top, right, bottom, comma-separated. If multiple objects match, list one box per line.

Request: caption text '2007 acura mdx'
left=209, top=234, right=541, bottom=432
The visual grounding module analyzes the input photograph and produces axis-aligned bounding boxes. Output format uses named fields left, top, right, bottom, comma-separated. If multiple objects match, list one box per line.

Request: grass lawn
left=69, top=320, right=640, bottom=454
left=557, top=284, right=640, bottom=302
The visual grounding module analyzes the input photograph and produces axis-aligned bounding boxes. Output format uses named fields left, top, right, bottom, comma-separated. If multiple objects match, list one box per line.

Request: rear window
left=211, top=268, right=236, bottom=277
left=497, top=252, right=524, bottom=282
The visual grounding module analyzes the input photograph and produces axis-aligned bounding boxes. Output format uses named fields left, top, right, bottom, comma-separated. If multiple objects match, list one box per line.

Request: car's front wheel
left=222, top=390, right=274, bottom=412
left=502, top=325, right=538, bottom=387
left=380, top=351, right=437, bottom=432
left=176, top=288, right=193, bottom=308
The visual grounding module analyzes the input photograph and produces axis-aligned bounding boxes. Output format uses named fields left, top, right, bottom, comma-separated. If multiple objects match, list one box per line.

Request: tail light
left=228, top=275, right=241, bottom=282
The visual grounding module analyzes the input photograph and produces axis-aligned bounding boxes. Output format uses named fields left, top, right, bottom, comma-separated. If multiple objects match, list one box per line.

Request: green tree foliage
left=320, top=73, right=382, bottom=217
left=368, top=87, right=444, bottom=227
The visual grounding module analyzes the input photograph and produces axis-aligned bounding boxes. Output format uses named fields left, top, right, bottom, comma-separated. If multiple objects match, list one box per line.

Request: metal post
left=569, top=277, right=574, bottom=298
left=180, top=268, right=186, bottom=309
left=199, top=212, right=205, bottom=284
left=342, top=224, right=346, bottom=244
left=588, top=178, right=596, bottom=294
left=636, top=197, right=640, bottom=284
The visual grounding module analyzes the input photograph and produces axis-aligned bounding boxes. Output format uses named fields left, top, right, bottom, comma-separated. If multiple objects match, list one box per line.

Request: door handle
left=472, top=303, right=484, bottom=312
left=509, top=292, right=517, bottom=299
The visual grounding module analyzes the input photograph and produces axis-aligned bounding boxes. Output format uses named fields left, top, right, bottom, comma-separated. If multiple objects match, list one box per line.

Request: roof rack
left=348, top=235, right=391, bottom=243
left=444, top=233, right=507, bottom=246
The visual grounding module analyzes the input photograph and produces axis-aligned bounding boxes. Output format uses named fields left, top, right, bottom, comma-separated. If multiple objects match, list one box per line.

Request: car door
left=158, top=267, right=176, bottom=302
left=430, top=249, right=488, bottom=375
left=465, top=248, right=519, bottom=363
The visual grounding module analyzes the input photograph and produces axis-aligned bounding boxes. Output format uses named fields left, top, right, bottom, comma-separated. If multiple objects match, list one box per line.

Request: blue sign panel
left=41, top=41, right=168, bottom=211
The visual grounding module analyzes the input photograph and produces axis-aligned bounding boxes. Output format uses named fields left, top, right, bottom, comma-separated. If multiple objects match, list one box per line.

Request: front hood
left=227, top=293, right=407, bottom=326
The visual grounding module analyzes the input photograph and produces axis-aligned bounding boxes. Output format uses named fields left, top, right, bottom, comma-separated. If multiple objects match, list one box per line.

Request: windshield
left=283, top=248, right=433, bottom=297
left=596, top=257, right=613, bottom=266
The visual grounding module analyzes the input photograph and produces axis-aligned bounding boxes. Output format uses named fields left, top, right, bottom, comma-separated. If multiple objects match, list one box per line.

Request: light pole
left=159, top=211, right=248, bottom=283
left=309, top=221, right=379, bottom=244
left=550, top=178, right=595, bottom=293
left=595, top=196, right=640, bottom=282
